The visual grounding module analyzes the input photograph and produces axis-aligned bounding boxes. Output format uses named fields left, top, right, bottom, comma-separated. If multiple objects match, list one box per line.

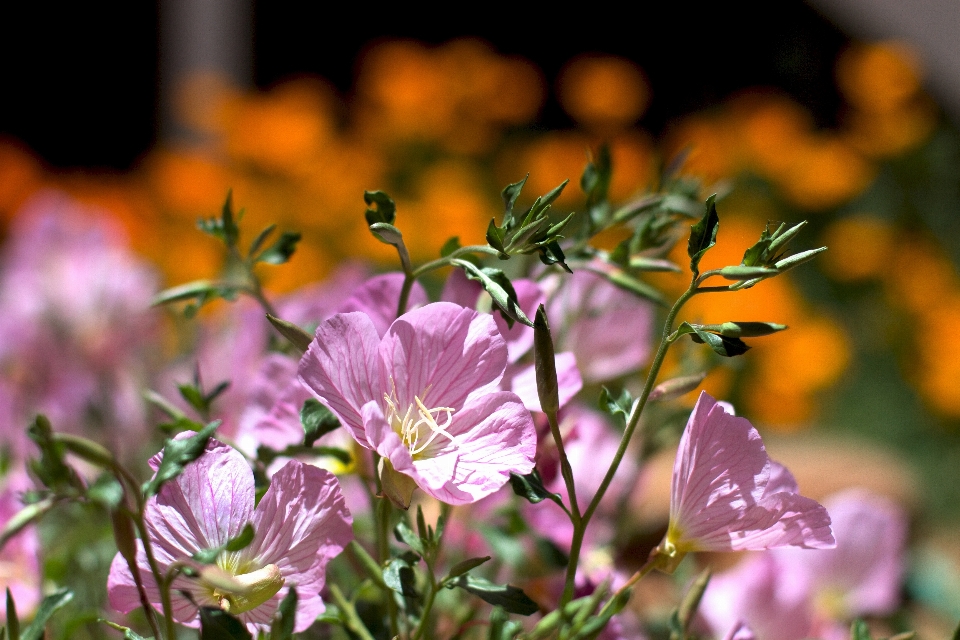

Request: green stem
left=375, top=495, right=399, bottom=637
left=411, top=503, right=451, bottom=640
left=411, top=245, right=501, bottom=278
left=551, top=408, right=583, bottom=607
left=329, top=584, right=377, bottom=640
left=397, top=275, right=415, bottom=318
left=561, top=278, right=699, bottom=602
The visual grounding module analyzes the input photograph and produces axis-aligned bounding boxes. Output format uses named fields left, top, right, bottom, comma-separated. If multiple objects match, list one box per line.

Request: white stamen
left=383, top=389, right=458, bottom=457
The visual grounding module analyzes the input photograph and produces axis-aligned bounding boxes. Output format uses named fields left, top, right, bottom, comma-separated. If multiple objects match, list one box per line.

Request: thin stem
left=411, top=245, right=502, bottom=278
left=411, top=503, right=452, bottom=640
left=561, top=278, right=699, bottom=600
left=329, top=584, right=377, bottom=640
left=375, top=495, right=399, bottom=637
left=550, top=408, right=582, bottom=607
left=397, top=275, right=415, bottom=318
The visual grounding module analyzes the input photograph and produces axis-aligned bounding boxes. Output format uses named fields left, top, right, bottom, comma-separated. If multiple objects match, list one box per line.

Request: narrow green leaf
left=300, top=399, right=340, bottom=447
left=151, top=280, right=217, bottom=307
left=629, top=256, right=682, bottom=272
left=687, top=195, right=720, bottom=276
left=688, top=327, right=750, bottom=357
left=21, top=588, right=73, bottom=640
left=394, top=520, right=425, bottom=555
left=451, top=575, right=539, bottom=616
left=143, top=421, right=219, bottom=497
left=508, top=470, right=566, bottom=511
left=247, top=224, right=277, bottom=258
left=592, top=268, right=667, bottom=306
left=446, top=556, right=492, bottom=580
left=774, top=246, right=828, bottom=272
left=537, top=240, right=572, bottom=273
left=677, top=569, right=710, bottom=632
left=266, top=314, right=313, bottom=354
left=440, top=236, right=462, bottom=257
left=649, top=373, right=707, bottom=402
left=501, top=175, right=528, bottom=227
left=454, top=261, right=533, bottom=327
left=6, top=589, right=19, bottom=640
left=766, top=220, right=807, bottom=257
left=255, top=231, right=301, bottom=265
left=199, top=607, right=252, bottom=640
left=269, top=588, right=297, bottom=640
left=363, top=190, right=396, bottom=226
left=1, top=499, right=54, bottom=550
left=486, top=219, right=508, bottom=256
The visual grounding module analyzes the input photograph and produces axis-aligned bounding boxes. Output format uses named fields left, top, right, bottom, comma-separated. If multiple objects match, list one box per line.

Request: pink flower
left=658, top=392, right=833, bottom=566
left=298, top=301, right=537, bottom=507
left=442, top=271, right=583, bottom=412
left=107, top=436, right=352, bottom=633
left=699, top=489, right=906, bottom=640
left=0, top=469, right=41, bottom=621
left=722, top=621, right=757, bottom=640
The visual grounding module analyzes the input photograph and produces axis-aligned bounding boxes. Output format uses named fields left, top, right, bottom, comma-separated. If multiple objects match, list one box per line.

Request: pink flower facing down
left=298, top=301, right=538, bottom=508
left=108, top=437, right=352, bottom=633
left=655, top=392, right=834, bottom=569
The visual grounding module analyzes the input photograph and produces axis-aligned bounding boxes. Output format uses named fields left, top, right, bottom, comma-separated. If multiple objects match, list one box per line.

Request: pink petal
left=378, top=302, right=507, bottom=412
left=249, top=460, right=353, bottom=632
left=236, top=354, right=312, bottom=454
left=506, top=352, right=583, bottom=412
left=145, top=437, right=255, bottom=556
left=440, top=268, right=482, bottom=308
left=416, top=391, right=537, bottom=505
left=337, top=273, right=428, bottom=337
left=670, top=392, right=834, bottom=552
left=298, top=312, right=381, bottom=444
left=107, top=543, right=204, bottom=623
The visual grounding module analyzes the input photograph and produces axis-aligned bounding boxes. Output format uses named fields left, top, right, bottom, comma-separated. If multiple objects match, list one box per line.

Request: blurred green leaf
left=254, top=231, right=301, bottom=265
left=199, top=607, right=252, bottom=640
left=599, top=386, right=633, bottom=429
left=269, top=588, right=297, bottom=640
left=687, top=195, right=719, bottom=276
left=21, top=588, right=73, bottom=640
left=266, top=314, right=313, bottom=354
left=449, top=575, right=539, bottom=616
left=446, top=556, right=492, bottom=581
left=363, top=190, right=396, bottom=226
left=300, top=399, right=340, bottom=447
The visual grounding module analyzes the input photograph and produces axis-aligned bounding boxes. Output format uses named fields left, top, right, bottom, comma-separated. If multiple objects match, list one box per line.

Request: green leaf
left=266, top=314, right=313, bottom=354
left=687, top=195, right=720, bottom=276
left=143, top=421, right=218, bottom=497
left=486, top=219, right=508, bottom=257
left=177, top=383, right=207, bottom=414
left=766, top=220, right=808, bottom=258
left=27, top=415, right=84, bottom=494
left=599, top=387, right=633, bottom=429
left=255, top=231, right=301, bottom=265
left=454, top=261, right=533, bottom=327
left=300, top=399, right=341, bottom=447
left=269, top=588, right=297, bottom=640
left=501, top=175, right=528, bottom=228
left=536, top=240, right=572, bottom=273
left=6, top=589, right=19, bottom=640
left=571, top=590, right=631, bottom=640
left=446, top=556, right=492, bottom=580
left=21, top=588, right=73, bottom=640
left=364, top=190, right=396, bottom=226
left=676, top=569, right=710, bottom=634
left=383, top=558, right=419, bottom=599
left=368, top=222, right=403, bottom=246
left=86, top=474, right=124, bottom=509
left=440, top=236, right=461, bottom=257
left=508, top=470, right=564, bottom=509
left=199, top=607, right=252, bottom=640
left=100, top=620, right=149, bottom=640
left=193, top=523, right=255, bottom=564
left=850, top=619, right=872, bottom=640
left=450, top=575, right=539, bottom=616
left=773, top=246, right=827, bottom=273
left=581, top=145, right=612, bottom=212
left=394, top=520, right=425, bottom=555
left=151, top=280, right=218, bottom=307
left=686, top=326, right=750, bottom=357
left=247, top=224, right=276, bottom=258
left=595, top=268, right=667, bottom=306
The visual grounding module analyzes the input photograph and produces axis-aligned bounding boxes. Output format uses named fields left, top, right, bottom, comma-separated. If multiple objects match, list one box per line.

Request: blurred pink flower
left=107, top=436, right=352, bottom=633
left=700, top=489, right=906, bottom=640
left=660, top=392, right=834, bottom=565
left=544, top=270, right=654, bottom=383
left=442, top=271, right=582, bottom=412
left=0, top=468, right=41, bottom=621
left=0, top=191, right=159, bottom=456
left=722, top=621, right=757, bottom=640
left=298, top=302, right=537, bottom=506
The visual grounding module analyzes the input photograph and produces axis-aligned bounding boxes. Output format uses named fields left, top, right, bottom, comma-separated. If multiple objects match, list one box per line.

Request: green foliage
left=486, top=176, right=574, bottom=270
left=669, top=569, right=710, bottom=640
left=300, top=399, right=341, bottom=446
left=453, top=260, right=533, bottom=327
left=445, top=556, right=492, bottom=580
left=143, top=421, right=219, bottom=497
left=199, top=607, right=252, bottom=640
left=18, top=589, right=73, bottom=640
left=448, top=575, right=539, bottom=616
left=269, top=588, right=298, bottom=640
left=687, top=195, right=720, bottom=277
left=599, top=386, right=634, bottom=429
left=266, top=314, right=313, bottom=354
left=508, top=469, right=564, bottom=508
left=363, top=190, right=397, bottom=226
left=27, top=415, right=84, bottom=495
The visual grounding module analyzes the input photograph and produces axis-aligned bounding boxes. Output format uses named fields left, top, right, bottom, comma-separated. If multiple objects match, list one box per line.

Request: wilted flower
left=108, top=436, right=352, bottom=633
left=655, top=392, right=834, bottom=569
left=299, top=301, right=537, bottom=507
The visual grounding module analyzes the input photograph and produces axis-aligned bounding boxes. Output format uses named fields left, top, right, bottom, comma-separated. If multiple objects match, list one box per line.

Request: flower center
left=383, top=391, right=457, bottom=457
left=208, top=563, right=285, bottom=615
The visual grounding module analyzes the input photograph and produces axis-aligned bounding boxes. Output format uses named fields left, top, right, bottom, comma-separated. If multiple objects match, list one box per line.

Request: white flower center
left=383, top=391, right=457, bottom=457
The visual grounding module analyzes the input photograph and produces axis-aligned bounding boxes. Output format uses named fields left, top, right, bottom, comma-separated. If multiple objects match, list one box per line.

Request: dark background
left=0, top=1, right=848, bottom=170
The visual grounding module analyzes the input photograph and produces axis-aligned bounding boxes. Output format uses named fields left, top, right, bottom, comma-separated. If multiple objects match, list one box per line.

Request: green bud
left=533, top=305, right=560, bottom=414
left=774, top=246, right=827, bottom=272
left=379, top=458, right=417, bottom=510
left=369, top=222, right=403, bottom=245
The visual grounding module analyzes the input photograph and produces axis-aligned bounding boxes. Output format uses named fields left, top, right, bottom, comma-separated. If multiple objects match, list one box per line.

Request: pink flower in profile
left=657, top=392, right=833, bottom=567
left=107, top=436, right=352, bottom=633
left=298, top=301, right=537, bottom=507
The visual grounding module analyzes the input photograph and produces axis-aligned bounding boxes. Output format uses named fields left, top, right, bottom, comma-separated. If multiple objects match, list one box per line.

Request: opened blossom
left=298, top=301, right=537, bottom=507
left=108, top=436, right=352, bottom=633
left=656, top=392, right=834, bottom=568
